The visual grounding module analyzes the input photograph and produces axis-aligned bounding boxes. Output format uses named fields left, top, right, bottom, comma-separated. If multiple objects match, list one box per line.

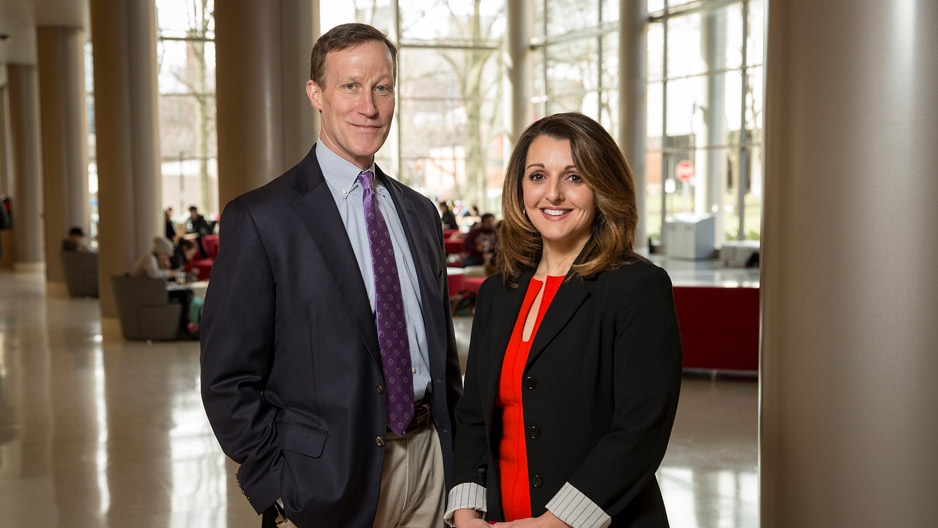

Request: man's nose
left=357, top=91, right=378, bottom=115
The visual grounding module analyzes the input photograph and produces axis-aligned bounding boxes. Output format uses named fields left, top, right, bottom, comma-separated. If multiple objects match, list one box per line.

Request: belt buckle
left=404, top=399, right=431, bottom=433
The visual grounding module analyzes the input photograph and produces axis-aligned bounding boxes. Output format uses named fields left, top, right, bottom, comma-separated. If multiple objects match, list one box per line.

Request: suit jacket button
left=527, top=425, right=540, bottom=439
left=531, top=475, right=543, bottom=488
left=524, top=376, right=537, bottom=389
left=376, top=436, right=385, bottom=447
left=376, top=385, right=385, bottom=394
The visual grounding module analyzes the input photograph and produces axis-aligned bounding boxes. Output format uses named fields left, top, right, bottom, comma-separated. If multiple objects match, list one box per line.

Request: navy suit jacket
left=200, top=145, right=463, bottom=527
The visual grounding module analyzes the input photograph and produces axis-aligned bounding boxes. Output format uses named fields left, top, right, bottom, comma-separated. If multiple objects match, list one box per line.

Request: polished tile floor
left=0, top=260, right=759, bottom=527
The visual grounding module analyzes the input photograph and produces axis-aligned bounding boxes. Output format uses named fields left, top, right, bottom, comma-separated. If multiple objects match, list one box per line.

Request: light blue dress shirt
left=316, top=143, right=432, bottom=401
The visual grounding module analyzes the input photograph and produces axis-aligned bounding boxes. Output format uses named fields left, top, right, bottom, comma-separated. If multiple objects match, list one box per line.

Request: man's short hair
left=310, top=23, right=397, bottom=87
left=68, top=226, right=85, bottom=236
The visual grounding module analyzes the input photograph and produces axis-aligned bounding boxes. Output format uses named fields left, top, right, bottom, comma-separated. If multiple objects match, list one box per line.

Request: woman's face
left=521, top=135, right=596, bottom=252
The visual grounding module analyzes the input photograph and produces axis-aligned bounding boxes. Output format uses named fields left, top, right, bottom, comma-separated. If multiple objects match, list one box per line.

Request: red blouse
left=496, top=275, right=564, bottom=521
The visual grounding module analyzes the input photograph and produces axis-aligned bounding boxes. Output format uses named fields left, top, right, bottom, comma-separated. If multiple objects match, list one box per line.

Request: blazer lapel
left=482, top=273, right=533, bottom=403
left=524, top=276, right=590, bottom=371
left=291, top=147, right=380, bottom=363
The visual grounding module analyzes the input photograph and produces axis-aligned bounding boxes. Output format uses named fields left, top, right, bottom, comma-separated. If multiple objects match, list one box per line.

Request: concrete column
left=701, top=9, right=726, bottom=246
left=89, top=0, right=162, bottom=316
left=37, top=26, right=90, bottom=283
left=280, top=0, right=318, bottom=169
left=217, top=0, right=317, bottom=209
left=505, top=0, right=533, bottom=144
left=0, top=78, right=12, bottom=268
left=6, top=64, right=45, bottom=269
left=0, top=76, right=12, bottom=194
left=761, top=1, right=938, bottom=526
left=619, top=0, right=648, bottom=250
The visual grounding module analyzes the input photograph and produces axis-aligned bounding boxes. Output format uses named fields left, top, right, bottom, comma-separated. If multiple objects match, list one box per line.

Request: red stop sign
left=675, top=160, right=694, bottom=181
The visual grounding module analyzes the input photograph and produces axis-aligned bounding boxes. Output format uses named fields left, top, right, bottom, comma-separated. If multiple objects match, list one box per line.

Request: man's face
left=306, top=40, right=395, bottom=169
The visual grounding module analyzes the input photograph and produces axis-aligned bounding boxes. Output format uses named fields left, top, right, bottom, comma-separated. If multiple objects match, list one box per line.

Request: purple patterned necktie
left=358, top=170, right=414, bottom=435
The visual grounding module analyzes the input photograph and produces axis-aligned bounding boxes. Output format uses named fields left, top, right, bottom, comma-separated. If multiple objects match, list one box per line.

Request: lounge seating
left=110, top=274, right=182, bottom=341
left=672, top=285, right=759, bottom=373
left=60, top=250, right=99, bottom=297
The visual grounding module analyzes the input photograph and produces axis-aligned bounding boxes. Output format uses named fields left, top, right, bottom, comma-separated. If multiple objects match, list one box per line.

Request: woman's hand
left=453, top=508, right=493, bottom=528
left=492, top=511, right=570, bottom=527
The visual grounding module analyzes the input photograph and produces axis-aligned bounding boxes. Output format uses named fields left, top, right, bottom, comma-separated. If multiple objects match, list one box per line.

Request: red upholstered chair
left=185, top=259, right=214, bottom=281
left=461, top=277, right=486, bottom=295
left=201, top=234, right=219, bottom=259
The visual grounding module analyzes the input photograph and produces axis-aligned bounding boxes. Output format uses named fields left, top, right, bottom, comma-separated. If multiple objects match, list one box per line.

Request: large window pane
left=546, top=0, right=600, bottom=36
left=157, top=0, right=217, bottom=218
left=398, top=44, right=503, bottom=211
left=648, top=0, right=765, bottom=247
left=400, top=0, right=504, bottom=43
left=666, top=13, right=705, bottom=78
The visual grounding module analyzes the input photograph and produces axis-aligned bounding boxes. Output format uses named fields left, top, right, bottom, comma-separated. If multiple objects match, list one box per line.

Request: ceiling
left=0, top=0, right=89, bottom=66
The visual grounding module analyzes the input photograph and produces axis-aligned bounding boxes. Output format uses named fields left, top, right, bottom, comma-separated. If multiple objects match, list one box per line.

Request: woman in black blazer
left=446, top=113, right=682, bottom=527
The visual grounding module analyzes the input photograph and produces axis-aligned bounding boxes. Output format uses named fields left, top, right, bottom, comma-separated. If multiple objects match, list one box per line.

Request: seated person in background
left=186, top=205, right=213, bottom=236
left=165, top=207, right=178, bottom=241
left=178, top=238, right=208, bottom=281
left=440, top=201, right=459, bottom=230
left=62, top=226, right=95, bottom=253
left=186, top=205, right=215, bottom=258
left=131, top=235, right=199, bottom=338
left=461, top=213, right=498, bottom=267
left=131, top=236, right=176, bottom=280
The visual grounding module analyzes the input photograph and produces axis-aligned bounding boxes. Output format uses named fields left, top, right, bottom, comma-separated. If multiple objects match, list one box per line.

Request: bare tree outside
left=157, top=0, right=217, bottom=216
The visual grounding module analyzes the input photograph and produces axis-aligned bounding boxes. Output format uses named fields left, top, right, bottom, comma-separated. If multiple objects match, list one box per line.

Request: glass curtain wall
left=324, top=0, right=507, bottom=224
left=647, top=0, right=764, bottom=245
left=531, top=0, right=620, bottom=135
left=156, top=0, right=218, bottom=227
left=144, top=1, right=763, bottom=244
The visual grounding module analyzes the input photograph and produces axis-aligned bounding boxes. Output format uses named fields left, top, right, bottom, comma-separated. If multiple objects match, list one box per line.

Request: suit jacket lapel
left=291, top=147, right=380, bottom=363
left=525, top=275, right=590, bottom=371
left=380, top=168, right=444, bottom=321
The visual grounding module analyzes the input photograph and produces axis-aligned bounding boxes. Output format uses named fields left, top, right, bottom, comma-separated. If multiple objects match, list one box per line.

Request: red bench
left=672, top=286, right=759, bottom=373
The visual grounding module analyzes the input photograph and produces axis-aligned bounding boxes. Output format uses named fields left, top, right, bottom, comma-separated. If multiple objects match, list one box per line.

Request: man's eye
left=344, top=83, right=356, bottom=90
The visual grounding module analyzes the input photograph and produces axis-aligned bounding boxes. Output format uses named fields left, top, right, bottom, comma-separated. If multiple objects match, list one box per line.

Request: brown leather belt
left=403, top=397, right=432, bottom=433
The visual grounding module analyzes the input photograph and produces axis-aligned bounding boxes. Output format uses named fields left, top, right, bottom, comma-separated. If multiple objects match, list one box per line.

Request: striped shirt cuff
left=444, top=482, right=487, bottom=527
left=546, top=482, right=611, bottom=528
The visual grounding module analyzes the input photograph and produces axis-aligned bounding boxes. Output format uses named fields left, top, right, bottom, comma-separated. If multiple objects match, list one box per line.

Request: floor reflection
left=0, top=268, right=758, bottom=527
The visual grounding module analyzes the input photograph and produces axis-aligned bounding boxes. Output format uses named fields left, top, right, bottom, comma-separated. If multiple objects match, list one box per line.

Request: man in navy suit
left=200, top=23, right=462, bottom=527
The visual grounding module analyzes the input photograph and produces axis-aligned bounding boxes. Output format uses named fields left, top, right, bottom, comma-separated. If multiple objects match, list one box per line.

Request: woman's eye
left=527, top=171, right=544, bottom=181
left=568, top=173, right=583, bottom=183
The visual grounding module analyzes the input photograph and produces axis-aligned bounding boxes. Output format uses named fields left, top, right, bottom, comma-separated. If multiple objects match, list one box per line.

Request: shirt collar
left=316, top=142, right=379, bottom=199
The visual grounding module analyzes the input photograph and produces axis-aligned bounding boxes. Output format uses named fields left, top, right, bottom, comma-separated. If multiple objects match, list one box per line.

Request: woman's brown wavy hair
left=496, top=112, right=642, bottom=287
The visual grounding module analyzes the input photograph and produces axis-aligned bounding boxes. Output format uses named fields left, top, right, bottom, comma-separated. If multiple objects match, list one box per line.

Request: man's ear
left=307, top=80, right=322, bottom=111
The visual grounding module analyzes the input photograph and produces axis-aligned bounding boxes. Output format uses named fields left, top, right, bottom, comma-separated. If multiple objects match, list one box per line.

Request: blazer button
left=376, top=385, right=385, bottom=395
left=527, top=425, right=540, bottom=439
left=375, top=436, right=385, bottom=447
left=531, top=474, right=543, bottom=488
left=524, top=376, right=537, bottom=389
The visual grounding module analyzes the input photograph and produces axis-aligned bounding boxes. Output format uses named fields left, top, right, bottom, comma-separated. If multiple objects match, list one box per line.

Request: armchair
left=109, top=274, right=183, bottom=341
left=60, top=251, right=99, bottom=297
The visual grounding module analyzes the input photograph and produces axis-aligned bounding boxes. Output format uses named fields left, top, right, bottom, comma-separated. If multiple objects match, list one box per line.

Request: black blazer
left=453, top=260, right=682, bottom=526
left=200, top=145, right=463, bottom=527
